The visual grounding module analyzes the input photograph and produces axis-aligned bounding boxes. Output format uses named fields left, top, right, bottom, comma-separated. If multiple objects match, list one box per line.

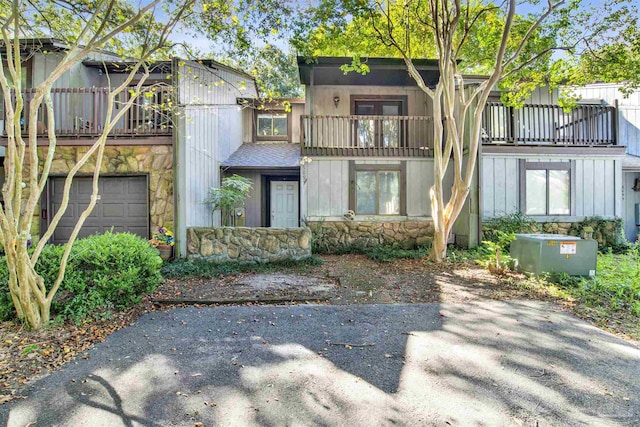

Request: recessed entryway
left=270, top=180, right=299, bottom=227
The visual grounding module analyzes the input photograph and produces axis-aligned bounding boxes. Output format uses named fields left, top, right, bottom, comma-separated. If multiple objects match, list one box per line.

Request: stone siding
left=307, top=220, right=434, bottom=250
left=187, top=227, right=312, bottom=263
left=31, top=145, right=173, bottom=241
left=483, top=218, right=625, bottom=250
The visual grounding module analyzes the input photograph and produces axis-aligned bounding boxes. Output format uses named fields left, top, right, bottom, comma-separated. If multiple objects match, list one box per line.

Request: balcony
left=301, top=115, right=433, bottom=157
left=482, top=102, right=617, bottom=146
left=1, top=87, right=173, bottom=138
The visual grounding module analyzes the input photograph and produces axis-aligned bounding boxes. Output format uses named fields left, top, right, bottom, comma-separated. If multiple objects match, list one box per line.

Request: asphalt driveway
left=2, top=300, right=639, bottom=426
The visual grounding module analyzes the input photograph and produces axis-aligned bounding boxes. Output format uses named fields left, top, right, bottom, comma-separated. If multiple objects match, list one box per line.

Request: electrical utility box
left=510, top=234, right=597, bottom=276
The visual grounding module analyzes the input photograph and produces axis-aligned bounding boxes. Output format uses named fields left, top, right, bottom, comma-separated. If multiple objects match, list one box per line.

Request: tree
left=222, top=45, right=303, bottom=98
left=0, top=0, right=197, bottom=329
left=293, top=0, right=636, bottom=261
left=205, top=175, right=253, bottom=226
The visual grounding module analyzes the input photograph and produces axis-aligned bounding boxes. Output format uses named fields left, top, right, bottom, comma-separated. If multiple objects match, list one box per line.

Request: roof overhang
left=0, top=38, right=70, bottom=53
left=297, top=56, right=441, bottom=87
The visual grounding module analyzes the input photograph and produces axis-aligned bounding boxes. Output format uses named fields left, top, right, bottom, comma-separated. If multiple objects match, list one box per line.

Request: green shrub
left=482, top=213, right=537, bottom=250
left=0, top=232, right=162, bottom=323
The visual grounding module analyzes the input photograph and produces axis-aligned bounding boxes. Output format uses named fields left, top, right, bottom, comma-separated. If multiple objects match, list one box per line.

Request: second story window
left=256, top=112, right=289, bottom=141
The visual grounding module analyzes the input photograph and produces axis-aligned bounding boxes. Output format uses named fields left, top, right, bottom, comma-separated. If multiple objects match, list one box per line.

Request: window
left=255, top=112, right=289, bottom=141
left=521, top=161, right=571, bottom=216
left=350, top=162, right=406, bottom=215
left=351, top=95, right=407, bottom=148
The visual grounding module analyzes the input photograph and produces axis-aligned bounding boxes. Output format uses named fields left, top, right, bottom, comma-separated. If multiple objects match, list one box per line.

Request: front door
left=354, top=100, right=403, bottom=148
left=270, top=181, right=299, bottom=227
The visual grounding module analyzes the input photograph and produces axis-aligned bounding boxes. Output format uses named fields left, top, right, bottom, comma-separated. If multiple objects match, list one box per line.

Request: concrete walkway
left=2, top=300, right=639, bottom=426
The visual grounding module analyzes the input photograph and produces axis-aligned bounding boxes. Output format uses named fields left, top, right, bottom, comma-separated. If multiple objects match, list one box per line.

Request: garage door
left=49, top=176, right=149, bottom=243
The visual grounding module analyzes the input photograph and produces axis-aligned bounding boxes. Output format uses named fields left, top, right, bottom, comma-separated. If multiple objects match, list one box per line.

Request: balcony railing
left=2, top=87, right=173, bottom=138
left=482, top=102, right=617, bottom=145
left=301, top=115, right=433, bottom=157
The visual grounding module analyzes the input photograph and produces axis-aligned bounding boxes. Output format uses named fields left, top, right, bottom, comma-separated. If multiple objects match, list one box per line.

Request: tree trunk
left=6, top=251, right=49, bottom=328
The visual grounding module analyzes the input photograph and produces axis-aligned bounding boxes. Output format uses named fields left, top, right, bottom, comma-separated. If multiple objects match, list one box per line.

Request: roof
left=83, top=58, right=255, bottom=81
left=0, top=38, right=70, bottom=52
left=297, top=56, right=441, bottom=87
left=221, top=143, right=301, bottom=169
left=623, top=154, right=640, bottom=170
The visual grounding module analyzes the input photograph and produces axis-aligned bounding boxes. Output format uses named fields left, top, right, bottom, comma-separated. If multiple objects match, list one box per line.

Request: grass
left=161, top=256, right=323, bottom=280
left=553, top=248, right=640, bottom=317
left=314, top=244, right=431, bottom=263
left=454, top=242, right=640, bottom=339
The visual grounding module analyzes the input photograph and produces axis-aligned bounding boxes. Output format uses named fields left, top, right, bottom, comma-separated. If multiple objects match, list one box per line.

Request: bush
left=0, top=232, right=163, bottom=323
left=482, top=213, right=537, bottom=250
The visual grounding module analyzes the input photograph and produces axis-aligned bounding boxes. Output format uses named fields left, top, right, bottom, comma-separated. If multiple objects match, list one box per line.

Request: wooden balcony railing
left=301, top=115, right=433, bottom=157
left=2, top=86, right=173, bottom=138
left=482, top=102, right=617, bottom=145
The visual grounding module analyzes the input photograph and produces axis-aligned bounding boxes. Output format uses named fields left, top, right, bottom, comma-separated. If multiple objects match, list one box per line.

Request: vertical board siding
left=178, top=61, right=256, bottom=106
left=623, top=171, right=640, bottom=241
left=482, top=155, right=618, bottom=219
left=180, top=106, right=243, bottom=228
left=571, top=84, right=640, bottom=154
left=306, top=158, right=433, bottom=217
left=582, top=159, right=595, bottom=216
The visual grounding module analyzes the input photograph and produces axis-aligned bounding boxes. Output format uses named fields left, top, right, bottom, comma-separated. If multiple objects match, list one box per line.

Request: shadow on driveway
left=1, top=300, right=639, bottom=426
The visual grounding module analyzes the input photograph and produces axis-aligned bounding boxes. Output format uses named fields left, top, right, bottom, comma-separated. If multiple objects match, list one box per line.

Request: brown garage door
left=49, top=176, right=149, bottom=243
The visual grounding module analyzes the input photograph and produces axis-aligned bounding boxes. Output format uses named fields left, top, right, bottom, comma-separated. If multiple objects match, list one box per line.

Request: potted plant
left=150, top=227, right=174, bottom=260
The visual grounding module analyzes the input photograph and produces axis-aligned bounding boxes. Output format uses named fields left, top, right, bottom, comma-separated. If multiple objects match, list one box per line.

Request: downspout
left=172, top=56, right=187, bottom=257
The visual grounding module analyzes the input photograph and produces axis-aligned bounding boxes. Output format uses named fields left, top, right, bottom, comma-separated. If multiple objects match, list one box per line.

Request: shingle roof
left=221, top=143, right=301, bottom=169
left=623, top=154, right=640, bottom=170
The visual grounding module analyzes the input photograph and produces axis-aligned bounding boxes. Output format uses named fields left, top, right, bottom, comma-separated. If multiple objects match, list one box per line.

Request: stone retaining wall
left=306, top=220, right=434, bottom=250
left=483, top=218, right=625, bottom=249
left=187, top=227, right=312, bottom=263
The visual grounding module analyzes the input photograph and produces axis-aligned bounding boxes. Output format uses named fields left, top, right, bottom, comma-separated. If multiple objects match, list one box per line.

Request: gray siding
left=179, top=105, right=243, bottom=228
left=482, top=155, right=622, bottom=220
left=175, top=61, right=257, bottom=255
left=571, top=84, right=640, bottom=156
left=302, top=158, right=436, bottom=219
left=177, top=60, right=256, bottom=105
left=307, top=85, right=431, bottom=117
left=623, top=171, right=640, bottom=241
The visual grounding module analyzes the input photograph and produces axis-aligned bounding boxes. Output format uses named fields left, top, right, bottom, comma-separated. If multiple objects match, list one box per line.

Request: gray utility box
left=510, top=234, right=597, bottom=276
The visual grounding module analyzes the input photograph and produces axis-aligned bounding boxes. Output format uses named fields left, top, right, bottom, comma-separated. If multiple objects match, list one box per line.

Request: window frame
left=349, top=161, right=407, bottom=216
left=253, top=109, right=291, bottom=142
left=519, top=160, right=574, bottom=216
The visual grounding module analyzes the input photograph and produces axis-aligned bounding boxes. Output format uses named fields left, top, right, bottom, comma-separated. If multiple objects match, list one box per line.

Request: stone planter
left=157, top=245, right=173, bottom=261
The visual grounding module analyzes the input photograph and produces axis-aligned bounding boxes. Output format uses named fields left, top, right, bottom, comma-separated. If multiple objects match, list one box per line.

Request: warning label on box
left=560, top=242, right=577, bottom=255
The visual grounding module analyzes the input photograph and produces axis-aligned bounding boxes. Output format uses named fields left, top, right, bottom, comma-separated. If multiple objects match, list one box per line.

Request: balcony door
left=354, top=100, right=404, bottom=148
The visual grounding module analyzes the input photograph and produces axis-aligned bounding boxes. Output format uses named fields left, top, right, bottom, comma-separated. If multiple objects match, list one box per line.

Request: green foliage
left=204, top=174, right=253, bottom=226
left=482, top=213, right=537, bottom=247
left=0, top=232, right=162, bottom=323
left=292, top=0, right=638, bottom=105
left=567, top=217, right=628, bottom=253
left=359, top=245, right=429, bottom=263
left=221, top=45, right=303, bottom=98
left=161, top=256, right=323, bottom=280
left=553, top=246, right=640, bottom=316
